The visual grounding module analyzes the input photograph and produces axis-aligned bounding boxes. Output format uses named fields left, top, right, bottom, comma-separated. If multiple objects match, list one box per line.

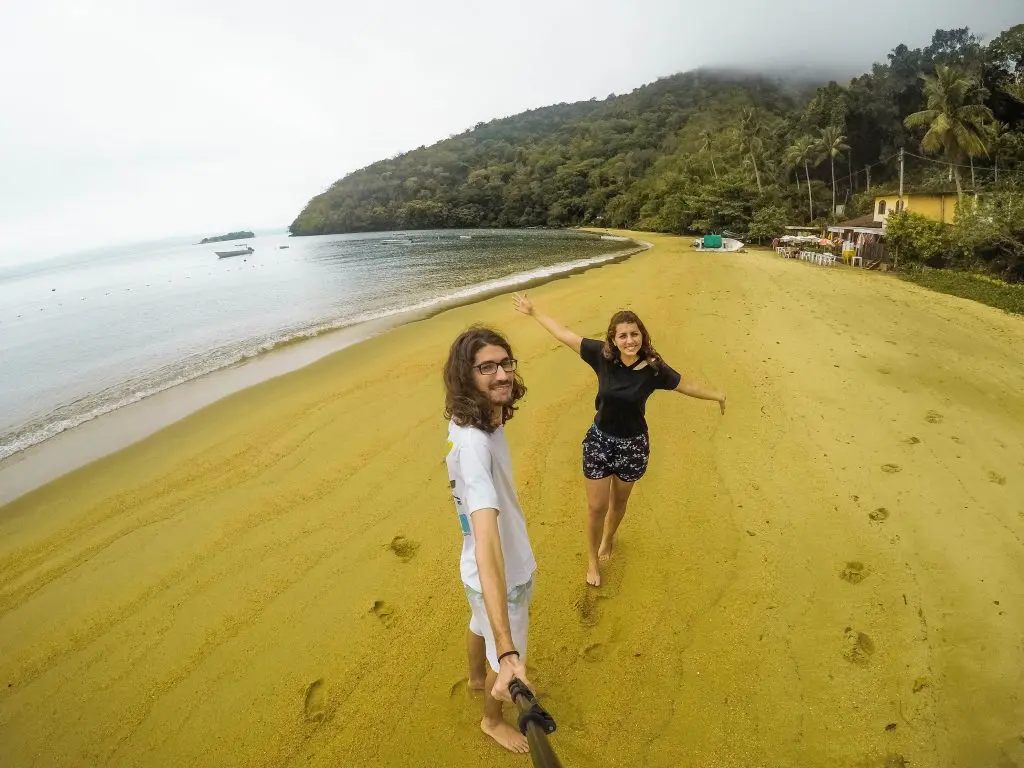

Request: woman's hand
left=512, top=292, right=534, bottom=316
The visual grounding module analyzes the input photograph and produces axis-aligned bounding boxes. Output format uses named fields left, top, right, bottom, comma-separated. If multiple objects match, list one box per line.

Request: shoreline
left=0, top=237, right=649, bottom=507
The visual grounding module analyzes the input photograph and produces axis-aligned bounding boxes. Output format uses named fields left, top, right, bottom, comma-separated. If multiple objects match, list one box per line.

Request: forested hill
left=289, top=25, right=1024, bottom=239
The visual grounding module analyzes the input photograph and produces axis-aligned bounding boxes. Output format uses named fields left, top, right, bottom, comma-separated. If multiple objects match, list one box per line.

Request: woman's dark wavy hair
left=443, top=326, right=527, bottom=433
left=602, top=310, right=664, bottom=371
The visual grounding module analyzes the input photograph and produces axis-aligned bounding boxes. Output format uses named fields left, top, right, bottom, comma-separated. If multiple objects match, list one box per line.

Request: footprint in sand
left=885, top=755, right=909, bottom=768
left=303, top=678, right=326, bottom=722
left=581, top=643, right=607, bottom=663
left=881, top=463, right=902, bottom=474
left=575, top=593, right=599, bottom=628
left=371, top=600, right=395, bottom=626
left=912, top=676, right=930, bottom=693
left=988, top=471, right=1007, bottom=486
left=388, top=535, right=420, bottom=562
left=840, top=561, right=869, bottom=584
left=904, top=436, right=920, bottom=445
left=925, top=410, right=944, bottom=424
left=869, top=507, right=890, bottom=522
left=448, top=677, right=483, bottom=699
left=841, top=627, right=875, bottom=665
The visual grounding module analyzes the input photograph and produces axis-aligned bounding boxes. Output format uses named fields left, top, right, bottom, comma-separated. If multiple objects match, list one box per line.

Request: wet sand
left=1, top=232, right=1022, bottom=767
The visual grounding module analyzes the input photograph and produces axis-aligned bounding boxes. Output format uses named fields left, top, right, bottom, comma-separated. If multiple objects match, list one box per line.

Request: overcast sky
left=0, top=0, right=1019, bottom=263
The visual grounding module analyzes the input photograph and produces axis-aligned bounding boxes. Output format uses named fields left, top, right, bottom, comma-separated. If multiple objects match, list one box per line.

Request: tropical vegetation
left=291, top=25, right=1024, bottom=282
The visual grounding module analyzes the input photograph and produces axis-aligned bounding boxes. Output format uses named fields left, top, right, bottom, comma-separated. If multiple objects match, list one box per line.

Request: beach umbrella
left=509, top=678, right=563, bottom=768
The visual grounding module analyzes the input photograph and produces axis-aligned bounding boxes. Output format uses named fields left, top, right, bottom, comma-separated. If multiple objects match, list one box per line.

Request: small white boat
left=215, top=245, right=254, bottom=258
left=459, top=235, right=472, bottom=239
left=380, top=238, right=412, bottom=245
left=692, top=237, right=744, bottom=252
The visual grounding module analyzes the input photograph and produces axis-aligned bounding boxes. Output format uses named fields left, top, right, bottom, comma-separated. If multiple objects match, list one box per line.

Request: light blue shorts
left=465, top=577, right=534, bottom=672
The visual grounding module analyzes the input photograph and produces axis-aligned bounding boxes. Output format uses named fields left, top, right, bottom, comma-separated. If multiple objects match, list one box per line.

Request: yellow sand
left=2, top=232, right=1023, bottom=767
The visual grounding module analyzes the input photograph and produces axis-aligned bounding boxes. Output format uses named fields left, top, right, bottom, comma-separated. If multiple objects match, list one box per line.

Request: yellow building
left=872, top=191, right=968, bottom=226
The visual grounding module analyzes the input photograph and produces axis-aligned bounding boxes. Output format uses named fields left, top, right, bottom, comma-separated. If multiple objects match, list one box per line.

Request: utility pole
left=898, top=148, right=904, bottom=209
left=865, top=164, right=871, bottom=191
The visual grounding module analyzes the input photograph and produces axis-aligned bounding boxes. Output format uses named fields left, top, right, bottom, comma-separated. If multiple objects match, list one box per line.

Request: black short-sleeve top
left=579, top=338, right=682, bottom=438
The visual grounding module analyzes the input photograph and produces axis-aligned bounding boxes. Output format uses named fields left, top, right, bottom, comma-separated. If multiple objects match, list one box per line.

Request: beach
left=1, top=231, right=1022, bottom=766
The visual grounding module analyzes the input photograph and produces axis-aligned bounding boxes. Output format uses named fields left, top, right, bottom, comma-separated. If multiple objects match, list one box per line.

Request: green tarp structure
left=703, top=234, right=723, bottom=249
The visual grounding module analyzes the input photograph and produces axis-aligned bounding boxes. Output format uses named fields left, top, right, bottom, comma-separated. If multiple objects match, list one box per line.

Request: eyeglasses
left=473, top=358, right=517, bottom=375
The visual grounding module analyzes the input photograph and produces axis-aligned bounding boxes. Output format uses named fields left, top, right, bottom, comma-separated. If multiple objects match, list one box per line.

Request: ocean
left=0, top=228, right=638, bottom=461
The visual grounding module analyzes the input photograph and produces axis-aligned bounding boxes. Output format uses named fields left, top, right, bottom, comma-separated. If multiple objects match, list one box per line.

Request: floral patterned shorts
left=582, top=424, right=650, bottom=483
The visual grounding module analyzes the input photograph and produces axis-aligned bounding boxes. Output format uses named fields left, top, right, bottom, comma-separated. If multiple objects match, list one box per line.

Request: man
left=443, top=326, right=537, bottom=754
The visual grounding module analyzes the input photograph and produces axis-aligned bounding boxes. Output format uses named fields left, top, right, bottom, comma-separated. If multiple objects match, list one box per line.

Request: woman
left=513, top=293, right=726, bottom=587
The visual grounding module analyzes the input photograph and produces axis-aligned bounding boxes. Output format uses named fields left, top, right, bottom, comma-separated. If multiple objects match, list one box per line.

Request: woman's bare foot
left=586, top=560, right=602, bottom=587
left=481, top=717, right=529, bottom=753
left=468, top=676, right=485, bottom=694
left=598, top=538, right=614, bottom=562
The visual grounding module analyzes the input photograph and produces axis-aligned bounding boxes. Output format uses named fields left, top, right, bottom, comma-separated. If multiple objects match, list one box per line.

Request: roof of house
left=833, top=213, right=882, bottom=229
left=873, top=189, right=963, bottom=198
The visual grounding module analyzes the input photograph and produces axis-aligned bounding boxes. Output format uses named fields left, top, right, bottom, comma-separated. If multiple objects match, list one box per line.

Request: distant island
left=199, top=231, right=254, bottom=244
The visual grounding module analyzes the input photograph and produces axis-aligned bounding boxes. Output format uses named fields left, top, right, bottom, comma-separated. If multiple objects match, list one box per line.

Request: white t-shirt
left=446, top=420, right=536, bottom=593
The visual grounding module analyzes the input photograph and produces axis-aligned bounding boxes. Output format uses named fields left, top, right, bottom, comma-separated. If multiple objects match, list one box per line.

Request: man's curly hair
left=443, top=326, right=527, bottom=433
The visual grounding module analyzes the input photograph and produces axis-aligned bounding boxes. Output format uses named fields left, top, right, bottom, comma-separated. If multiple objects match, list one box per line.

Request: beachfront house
left=824, top=190, right=976, bottom=268
left=872, top=191, right=970, bottom=226
left=826, top=214, right=886, bottom=267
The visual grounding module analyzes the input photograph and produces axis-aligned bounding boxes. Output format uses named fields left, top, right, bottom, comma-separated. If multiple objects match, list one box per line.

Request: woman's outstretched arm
left=675, top=379, right=727, bottom=415
left=512, top=293, right=583, bottom=355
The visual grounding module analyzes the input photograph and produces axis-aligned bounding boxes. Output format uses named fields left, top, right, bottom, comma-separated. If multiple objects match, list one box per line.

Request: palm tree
left=987, top=120, right=1008, bottom=184
left=903, top=64, right=993, bottom=201
left=784, top=136, right=817, bottom=221
left=781, top=142, right=802, bottom=190
left=699, top=130, right=719, bottom=180
left=814, top=126, right=850, bottom=217
left=739, top=108, right=763, bottom=193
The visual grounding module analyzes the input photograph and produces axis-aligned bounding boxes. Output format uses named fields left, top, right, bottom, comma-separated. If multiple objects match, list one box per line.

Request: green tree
left=814, top=126, right=850, bottom=217
left=748, top=205, right=788, bottom=243
left=783, top=136, right=817, bottom=220
left=903, top=64, right=993, bottom=201
left=986, top=23, right=1024, bottom=106
left=1004, top=81, right=1024, bottom=104
left=739, top=108, right=763, bottom=193
left=699, top=129, right=719, bottom=180
left=884, top=210, right=950, bottom=268
left=953, top=192, right=1024, bottom=280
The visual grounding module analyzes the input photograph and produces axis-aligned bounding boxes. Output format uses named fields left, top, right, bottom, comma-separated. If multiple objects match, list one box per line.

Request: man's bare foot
left=468, top=677, right=485, bottom=694
left=481, top=717, right=529, bottom=753
left=598, top=539, right=614, bottom=562
left=586, top=561, right=601, bottom=587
